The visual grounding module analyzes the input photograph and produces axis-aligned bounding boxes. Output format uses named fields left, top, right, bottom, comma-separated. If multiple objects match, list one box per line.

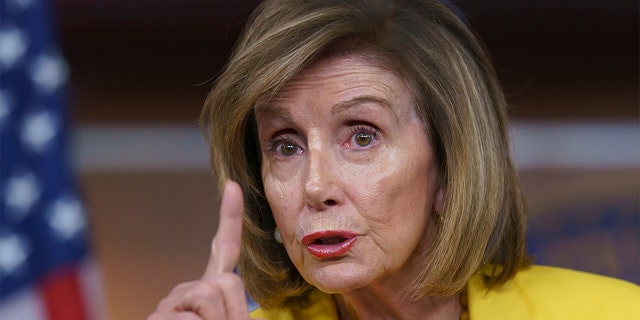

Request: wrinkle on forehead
left=255, top=53, right=419, bottom=124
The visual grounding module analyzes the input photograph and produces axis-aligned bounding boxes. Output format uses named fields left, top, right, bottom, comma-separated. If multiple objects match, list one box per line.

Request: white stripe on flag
left=78, top=259, right=108, bottom=320
left=0, top=286, right=47, bottom=320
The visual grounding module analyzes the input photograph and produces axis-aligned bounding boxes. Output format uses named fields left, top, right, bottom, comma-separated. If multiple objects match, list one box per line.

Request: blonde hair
left=200, top=0, right=528, bottom=308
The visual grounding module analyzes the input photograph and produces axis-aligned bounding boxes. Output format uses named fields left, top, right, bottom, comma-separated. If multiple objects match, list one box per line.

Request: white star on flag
left=4, top=172, right=41, bottom=219
left=48, top=197, right=87, bottom=241
left=0, top=27, right=28, bottom=69
left=11, top=0, right=35, bottom=10
left=21, top=110, right=58, bottom=153
left=0, top=234, right=30, bottom=276
left=29, top=54, right=68, bottom=93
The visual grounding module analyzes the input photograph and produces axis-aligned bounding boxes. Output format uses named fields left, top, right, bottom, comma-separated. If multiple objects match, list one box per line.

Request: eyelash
left=350, top=125, right=379, bottom=141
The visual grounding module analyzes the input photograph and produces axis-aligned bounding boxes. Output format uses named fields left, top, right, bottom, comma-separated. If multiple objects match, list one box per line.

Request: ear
left=434, top=185, right=445, bottom=213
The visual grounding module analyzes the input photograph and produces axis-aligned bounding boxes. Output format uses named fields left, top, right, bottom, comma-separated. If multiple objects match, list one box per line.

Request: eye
left=354, top=132, right=373, bottom=147
left=348, top=124, right=379, bottom=149
left=266, top=136, right=303, bottom=159
left=279, top=141, right=299, bottom=156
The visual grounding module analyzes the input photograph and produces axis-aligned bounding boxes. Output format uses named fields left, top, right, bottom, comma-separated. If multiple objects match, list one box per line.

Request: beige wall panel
left=82, top=169, right=639, bottom=319
left=82, top=171, right=219, bottom=320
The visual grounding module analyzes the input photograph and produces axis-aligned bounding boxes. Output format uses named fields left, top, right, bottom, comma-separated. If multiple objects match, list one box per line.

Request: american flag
left=0, top=0, right=104, bottom=319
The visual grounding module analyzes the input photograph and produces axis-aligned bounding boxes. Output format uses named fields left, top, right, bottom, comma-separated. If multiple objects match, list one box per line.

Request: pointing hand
left=148, top=181, right=254, bottom=320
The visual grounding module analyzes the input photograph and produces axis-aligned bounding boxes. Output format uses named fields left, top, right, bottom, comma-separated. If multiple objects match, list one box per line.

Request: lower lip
left=305, top=237, right=357, bottom=259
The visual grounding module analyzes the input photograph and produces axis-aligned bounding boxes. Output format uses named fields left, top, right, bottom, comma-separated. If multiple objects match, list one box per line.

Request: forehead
left=254, top=53, right=415, bottom=115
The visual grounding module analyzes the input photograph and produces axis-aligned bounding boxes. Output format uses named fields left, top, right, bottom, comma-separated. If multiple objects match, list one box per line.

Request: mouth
left=302, top=231, right=358, bottom=259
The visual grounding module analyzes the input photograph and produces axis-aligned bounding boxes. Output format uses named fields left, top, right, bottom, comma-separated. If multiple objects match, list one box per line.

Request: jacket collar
left=467, top=265, right=530, bottom=320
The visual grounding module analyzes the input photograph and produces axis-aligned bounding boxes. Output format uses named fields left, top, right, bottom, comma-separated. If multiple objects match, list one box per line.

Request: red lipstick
left=302, top=231, right=358, bottom=259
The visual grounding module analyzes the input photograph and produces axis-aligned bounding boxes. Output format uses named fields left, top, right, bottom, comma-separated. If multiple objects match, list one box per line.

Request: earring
left=274, top=227, right=283, bottom=244
left=432, top=210, right=443, bottom=226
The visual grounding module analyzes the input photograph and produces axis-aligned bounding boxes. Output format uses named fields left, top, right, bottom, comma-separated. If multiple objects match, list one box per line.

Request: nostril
left=323, top=199, right=337, bottom=206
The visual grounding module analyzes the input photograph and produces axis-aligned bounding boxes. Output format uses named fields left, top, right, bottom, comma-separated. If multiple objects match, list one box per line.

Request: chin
left=304, top=260, right=374, bottom=294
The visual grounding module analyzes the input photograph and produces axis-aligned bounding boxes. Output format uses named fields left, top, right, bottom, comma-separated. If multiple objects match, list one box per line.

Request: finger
left=154, top=281, right=198, bottom=312
left=191, top=273, right=251, bottom=320
left=204, top=180, right=245, bottom=277
left=179, top=282, right=227, bottom=320
left=217, top=273, right=250, bottom=320
left=148, top=284, right=207, bottom=320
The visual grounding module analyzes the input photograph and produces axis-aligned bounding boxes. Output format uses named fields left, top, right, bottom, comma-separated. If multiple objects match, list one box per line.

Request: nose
left=303, top=147, right=343, bottom=211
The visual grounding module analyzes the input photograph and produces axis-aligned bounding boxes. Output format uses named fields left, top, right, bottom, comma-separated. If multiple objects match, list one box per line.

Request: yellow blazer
left=250, top=265, right=640, bottom=319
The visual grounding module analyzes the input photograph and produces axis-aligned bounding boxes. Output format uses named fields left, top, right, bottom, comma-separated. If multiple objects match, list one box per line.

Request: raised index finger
left=204, top=180, right=244, bottom=277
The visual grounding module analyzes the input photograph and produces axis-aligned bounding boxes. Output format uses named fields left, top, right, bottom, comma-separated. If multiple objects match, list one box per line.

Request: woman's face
left=255, top=53, right=443, bottom=294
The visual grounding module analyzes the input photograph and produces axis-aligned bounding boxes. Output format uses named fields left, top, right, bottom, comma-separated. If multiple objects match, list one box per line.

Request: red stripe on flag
left=39, top=265, right=87, bottom=320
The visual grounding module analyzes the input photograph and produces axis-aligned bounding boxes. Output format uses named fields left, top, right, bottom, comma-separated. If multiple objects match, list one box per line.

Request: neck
left=333, top=289, right=462, bottom=320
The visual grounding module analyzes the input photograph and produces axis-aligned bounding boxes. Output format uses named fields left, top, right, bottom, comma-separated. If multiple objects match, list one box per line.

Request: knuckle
left=153, top=281, right=205, bottom=314
left=150, top=274, right=247, bottom=319
left=170, top=281, right=196, bottom=295
left=184, top=281, right=219, bottom=301
left=216, top=272, right=243, bottom=287
left=156, top=295, right=176, bottom=312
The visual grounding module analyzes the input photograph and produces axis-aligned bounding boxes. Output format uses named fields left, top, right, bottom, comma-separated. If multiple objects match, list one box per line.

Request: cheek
left=363, top=149, right=437, bottom=234
left=262, top=175, right=301, bottom=237
left=357, top=155, right=433, bottom=213
left=375, top=169, right=435, bottom=265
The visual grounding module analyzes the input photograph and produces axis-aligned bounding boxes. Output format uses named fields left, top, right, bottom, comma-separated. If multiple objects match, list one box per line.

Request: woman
left=149, top=0, right=639, bottom=319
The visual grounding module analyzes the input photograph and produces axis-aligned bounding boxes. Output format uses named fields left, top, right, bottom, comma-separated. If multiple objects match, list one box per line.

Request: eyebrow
left=254, top=99, right=292, bottom=120
left=331, top=95, right=394, bottom=117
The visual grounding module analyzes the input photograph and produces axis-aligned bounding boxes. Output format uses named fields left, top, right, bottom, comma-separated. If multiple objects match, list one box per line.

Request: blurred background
left=2, top=0, right=638, bottom=319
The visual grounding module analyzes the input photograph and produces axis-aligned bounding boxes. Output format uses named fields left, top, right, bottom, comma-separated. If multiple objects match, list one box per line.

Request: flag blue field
left=0, top=0, right=103, bottom=319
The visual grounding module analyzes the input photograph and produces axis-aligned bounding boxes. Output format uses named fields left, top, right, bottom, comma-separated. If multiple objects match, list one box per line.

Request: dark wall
left=54, top=0, right=639, bottom=123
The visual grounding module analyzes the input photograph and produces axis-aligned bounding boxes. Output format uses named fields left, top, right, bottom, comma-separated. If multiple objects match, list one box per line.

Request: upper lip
left=302, top=230, right=358, bottom=245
